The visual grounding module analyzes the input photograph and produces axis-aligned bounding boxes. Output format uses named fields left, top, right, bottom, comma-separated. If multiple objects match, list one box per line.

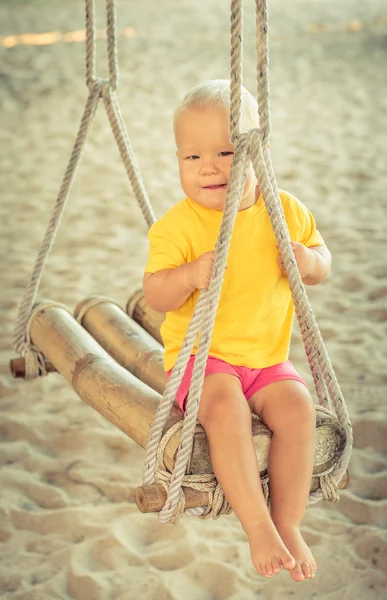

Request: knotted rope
left=12, top=0, right=155, bottom=376
left=142, top=0, right=352, bottom=522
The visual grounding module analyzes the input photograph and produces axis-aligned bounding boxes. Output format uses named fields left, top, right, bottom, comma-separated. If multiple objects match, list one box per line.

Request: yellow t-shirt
left=145, top=190, right=324, bottom=372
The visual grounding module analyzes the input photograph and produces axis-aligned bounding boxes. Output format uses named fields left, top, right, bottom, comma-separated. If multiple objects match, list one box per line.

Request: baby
left=143, top=80, right=331, bottom=582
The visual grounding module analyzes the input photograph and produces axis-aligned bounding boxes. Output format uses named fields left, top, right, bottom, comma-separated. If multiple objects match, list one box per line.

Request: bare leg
left=249, top=380, right=317, bottom=582
left=197, top=374, right=295, bottom=578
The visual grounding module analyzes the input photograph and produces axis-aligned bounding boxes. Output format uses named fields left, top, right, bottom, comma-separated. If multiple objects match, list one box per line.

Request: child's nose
left=200, top=161, right=218, bottom=176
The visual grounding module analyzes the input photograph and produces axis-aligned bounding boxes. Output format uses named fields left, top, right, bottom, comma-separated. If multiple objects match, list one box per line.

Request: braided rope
left=106, top=0, right=118, bottom=90
left=13, top=81, right=101, bottom=357
left=154, top=421, right=233, bottom=523
left=13, top=0, right=155, bottom=366
left=85, top=0, right=96, bottom=88
left=229, top=0, right=243, bottom=144
left=103, top=87, right=155, bottom=227
left=143, top=0, right=352, bottom=521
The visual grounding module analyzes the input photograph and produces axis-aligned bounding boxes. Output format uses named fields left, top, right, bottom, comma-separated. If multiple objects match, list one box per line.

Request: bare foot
left=244, top=519, right=295, bottom=578
left=276, top=525, right=317, bottom=582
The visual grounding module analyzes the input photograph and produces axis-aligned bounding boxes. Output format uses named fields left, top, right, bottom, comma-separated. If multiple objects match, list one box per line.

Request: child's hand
left=186, top=251, right=215, bottom=290
left=277, top=241, right=316, bottom=279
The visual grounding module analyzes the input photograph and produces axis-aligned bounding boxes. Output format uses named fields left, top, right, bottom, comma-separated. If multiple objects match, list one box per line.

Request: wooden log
left=135, top=483, right=209, bottom=513
left=126, top=289, right=164, bottom=345
left=26, top=302, right=182, bottom=456
left=10, top=357, right=57, bottom=378
left=135, top=469, right=351, bottom=513
left=74, top=296, right=165, bottom=395
left=134, top=416, right=349, bottom=513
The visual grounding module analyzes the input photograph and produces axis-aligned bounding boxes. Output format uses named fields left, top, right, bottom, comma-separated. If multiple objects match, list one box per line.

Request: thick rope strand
left=13, top=83, right=101, bottom=356
left=103, top=87, right=155, bottom=228
left=106, top=0, right=118, bottom=90
left=230, top=0, right=243, bottom=144
left=85, top=0, right=96, bottom=88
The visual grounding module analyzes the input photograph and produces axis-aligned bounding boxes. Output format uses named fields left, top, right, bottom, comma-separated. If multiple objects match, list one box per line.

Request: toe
left=282, top=556, right=296, bottom=571
left=291, top=564, right=305, bottom=582
left=271, top=557, right=281, bottom=574
left=262, top=565, right=272, bottom=578
left=302, top=562, right=312, bottom=579
left=265, top=560, right=274, bottom=576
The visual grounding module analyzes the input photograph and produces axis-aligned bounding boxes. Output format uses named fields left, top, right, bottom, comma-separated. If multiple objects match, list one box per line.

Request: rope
left=143, top=0, right=352, bottom=522
left=13, top=81, right=101, bottom=358
left=13, top=0, right=155, bottom=365
left=154, top=421, right=233, bottom=523
left=152, top=417, right=273, bottom=523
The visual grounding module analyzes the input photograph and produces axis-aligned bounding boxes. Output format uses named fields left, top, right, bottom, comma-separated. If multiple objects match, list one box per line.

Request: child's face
left=175, top=105, right=257, bottom=211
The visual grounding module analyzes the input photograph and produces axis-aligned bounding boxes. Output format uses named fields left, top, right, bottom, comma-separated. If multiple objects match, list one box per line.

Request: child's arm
left=143, top=251, right=215, bottom=312
left=277, top=242, right=331, bottom=286
left=301, top=245, right=331, bottom=285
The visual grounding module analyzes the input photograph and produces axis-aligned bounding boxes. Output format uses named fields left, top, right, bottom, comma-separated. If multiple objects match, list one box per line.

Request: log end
left=135, top=484, right=167, bottom=513
left=10, top=357, right=56, bottom=379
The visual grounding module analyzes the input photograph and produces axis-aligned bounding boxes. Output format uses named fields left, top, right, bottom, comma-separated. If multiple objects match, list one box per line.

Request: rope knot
left=88, top=77, right=110, bottom=97
left=231, top=130, right=249, bottom=154
left=319, top=474, right=340, bottom=502
left=23, top=344, right=48, bottom=380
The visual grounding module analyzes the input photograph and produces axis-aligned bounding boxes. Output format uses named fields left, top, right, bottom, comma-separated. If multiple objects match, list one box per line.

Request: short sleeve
left=281, top=190, right=325, bottom=248
left=144, top=218, right=189, bottom=274
left=296, top=201, right=325, bottom=248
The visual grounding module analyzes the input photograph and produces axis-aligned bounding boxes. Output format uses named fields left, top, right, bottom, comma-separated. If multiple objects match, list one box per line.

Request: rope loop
left=23, top=345, right=48, bottom=380
left=85, top=0, right=119, bottom=91
left=153, top=421, right=234, bottom=523
left=88, top=77, right=110, bottom=97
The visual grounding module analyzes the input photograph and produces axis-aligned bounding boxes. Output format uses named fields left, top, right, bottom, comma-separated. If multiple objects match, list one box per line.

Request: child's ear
left=176, top=150, right=179, bottom=157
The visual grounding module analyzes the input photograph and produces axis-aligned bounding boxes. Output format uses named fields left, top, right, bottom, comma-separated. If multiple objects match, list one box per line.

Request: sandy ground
left=1, top=0, right=387, bottom=598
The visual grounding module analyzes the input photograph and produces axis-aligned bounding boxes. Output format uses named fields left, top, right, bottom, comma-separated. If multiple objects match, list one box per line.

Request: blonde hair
left=173, top=79, right=259, bottom=136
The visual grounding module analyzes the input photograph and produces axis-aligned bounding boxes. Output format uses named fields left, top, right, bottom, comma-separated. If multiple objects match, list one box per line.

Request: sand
left=1, top=0, right=386, bottom=598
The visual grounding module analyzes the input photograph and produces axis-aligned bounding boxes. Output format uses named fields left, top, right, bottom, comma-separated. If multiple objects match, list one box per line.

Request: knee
left=271, top=391, right=316, bottom=432
left=198, top=394, right=251, bottom=436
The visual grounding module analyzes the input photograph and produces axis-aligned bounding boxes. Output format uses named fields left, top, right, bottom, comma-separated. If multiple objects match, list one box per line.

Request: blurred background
left=1, top=1, right=386, bottom=599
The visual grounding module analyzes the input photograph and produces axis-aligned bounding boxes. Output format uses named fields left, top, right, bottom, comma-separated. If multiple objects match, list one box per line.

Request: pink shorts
left=166, top=355, right=307, bottom=413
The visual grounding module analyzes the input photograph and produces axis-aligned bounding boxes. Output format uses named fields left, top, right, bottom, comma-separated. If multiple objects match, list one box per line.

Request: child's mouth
left=204, top=184, right=227, bottom=190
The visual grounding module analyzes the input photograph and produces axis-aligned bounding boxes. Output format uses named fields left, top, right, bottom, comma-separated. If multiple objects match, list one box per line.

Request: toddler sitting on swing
left=143, top=80, right=331, bottom=582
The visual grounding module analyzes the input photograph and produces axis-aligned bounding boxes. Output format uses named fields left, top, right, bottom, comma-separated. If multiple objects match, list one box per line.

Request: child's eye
left=186, top=155, right=199, bottom=160
left=219, top=151, right=234, bottom=157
